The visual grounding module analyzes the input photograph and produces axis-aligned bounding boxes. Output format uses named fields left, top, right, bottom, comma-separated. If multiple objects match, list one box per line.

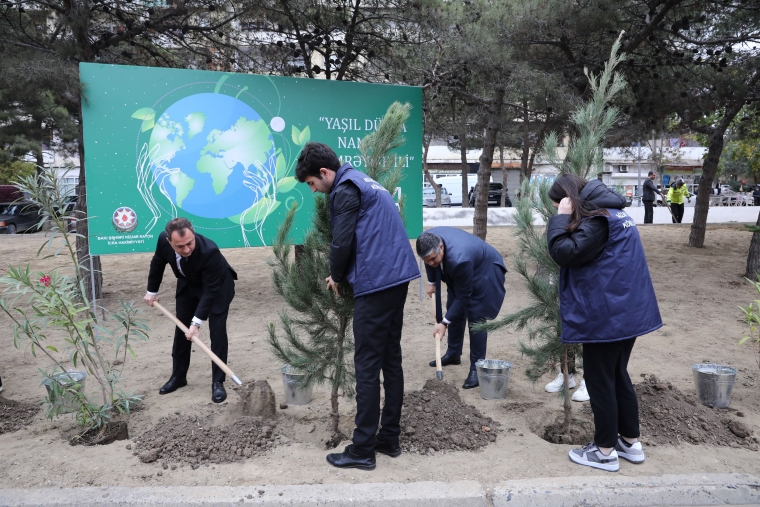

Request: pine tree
left=268, top=102, right=412, bottom=438
left=482, top=36, right=627, bottom=435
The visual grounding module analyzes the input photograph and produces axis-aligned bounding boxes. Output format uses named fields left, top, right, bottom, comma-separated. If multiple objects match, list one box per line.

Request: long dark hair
left=548, top=174, right=610, bottom=232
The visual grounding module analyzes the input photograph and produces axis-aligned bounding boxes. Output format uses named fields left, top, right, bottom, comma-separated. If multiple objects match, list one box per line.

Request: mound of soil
left=135, top=414, right=280, bottom=468
left=637, top=375, right=758, bottom=450
left=0, top=396, right=40, bottom=434
left=400, top=379, right=499, bottom=454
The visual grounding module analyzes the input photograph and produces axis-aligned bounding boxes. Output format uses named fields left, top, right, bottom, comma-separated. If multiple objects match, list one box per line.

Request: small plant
left=739, top=277, right=760, bottom=370
left=0, top=167, right=149, bottom=433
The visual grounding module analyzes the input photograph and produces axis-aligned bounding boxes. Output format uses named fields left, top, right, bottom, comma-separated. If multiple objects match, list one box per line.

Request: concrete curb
left=493, top=473, right=760, bottom=507
left=0, top=480, right=487, bottom=507
left=0, top=474, right=758, bottom=507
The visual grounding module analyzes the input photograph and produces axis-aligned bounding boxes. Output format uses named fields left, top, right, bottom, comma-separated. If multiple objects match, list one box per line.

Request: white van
left=432, top=174, right=479, bottom=206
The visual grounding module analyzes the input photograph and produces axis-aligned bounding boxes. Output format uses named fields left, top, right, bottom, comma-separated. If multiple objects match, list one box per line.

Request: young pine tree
left=268, top=102, right=412, bottom=438
left=482, top=35, right=627, bottom=435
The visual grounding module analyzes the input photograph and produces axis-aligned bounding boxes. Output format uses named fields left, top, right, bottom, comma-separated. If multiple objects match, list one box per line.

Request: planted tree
left=0, top=168, right=149, bottom=438
left=482, top=37, right=627, bottom=436
left=268, top=102, right=411, bottom=439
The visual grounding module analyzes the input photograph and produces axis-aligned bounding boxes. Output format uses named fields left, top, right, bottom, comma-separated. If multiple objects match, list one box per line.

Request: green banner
left=80, top=63, right=423, bottom=255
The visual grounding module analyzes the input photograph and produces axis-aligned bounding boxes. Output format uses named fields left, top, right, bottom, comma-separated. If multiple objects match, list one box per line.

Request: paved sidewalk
left=1, top=473, right=758, bottom=507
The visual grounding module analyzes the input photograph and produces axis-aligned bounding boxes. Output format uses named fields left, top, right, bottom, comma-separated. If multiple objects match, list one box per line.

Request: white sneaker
left=544, top=372, right=576, bottom=393
left=572, top=380, right=590, bottom=402
left=569, top=442, right=619, bottom=472
left=615, top=437, right=645, bottom=463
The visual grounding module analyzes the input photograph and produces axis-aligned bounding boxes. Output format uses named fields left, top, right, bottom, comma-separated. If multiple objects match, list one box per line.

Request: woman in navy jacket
left=547, top=174, right=662, bottom=472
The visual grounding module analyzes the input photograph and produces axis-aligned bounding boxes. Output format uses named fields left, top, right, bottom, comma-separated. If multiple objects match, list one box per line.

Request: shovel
left=431, top=296, right=443, bottom=380
left=153, top=301, right=242, bottom=385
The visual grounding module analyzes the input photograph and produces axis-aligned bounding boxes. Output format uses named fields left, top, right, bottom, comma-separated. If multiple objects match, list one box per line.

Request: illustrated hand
left=185, top=323, right=200, bottom=341
left=426, top=284, right=436, bottom=297
left=144, top=293, right=158, bottom=307
left=325, top=276, right=339, bottom=296
left=557, top=197, right=573, bottom=215
left=433, top=323, right=447, bottom=340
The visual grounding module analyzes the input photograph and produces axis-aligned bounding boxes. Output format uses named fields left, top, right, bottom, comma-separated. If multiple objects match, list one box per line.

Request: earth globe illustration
left=148, top=93, right=277, bottom=220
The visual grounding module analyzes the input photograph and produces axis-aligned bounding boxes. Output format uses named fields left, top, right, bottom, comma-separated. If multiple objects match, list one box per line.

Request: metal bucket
left=42, top=370, right=87, bottom=413
left=475, top=359, right=512, bottom=400
left=281, top=365, right=312, bottom=405
left=691, top=363, right=737, bottom=409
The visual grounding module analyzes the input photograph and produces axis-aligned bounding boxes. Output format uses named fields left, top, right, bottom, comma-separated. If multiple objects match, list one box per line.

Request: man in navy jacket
left=417, top=227, right=507, bottom=388
left=296, top=142, right=420, bottom=471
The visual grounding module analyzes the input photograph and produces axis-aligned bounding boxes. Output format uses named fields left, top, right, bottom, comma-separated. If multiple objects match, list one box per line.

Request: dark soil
left=70, top=421, right=129, bottom=446
left=0, top=395, right=40, bottom=434
left=542, top=406, right=596, bottom=445
left=400, top=379, right=499, bottom=454
left=135, top=414, right=280, bottom=468
left=637, top=375, right=759, bottom=450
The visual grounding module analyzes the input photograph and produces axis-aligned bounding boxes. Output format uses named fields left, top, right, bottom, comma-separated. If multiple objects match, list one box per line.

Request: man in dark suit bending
left=144, top=218, right=237, bottom=403
left=417, top=227, right=507, bottom=389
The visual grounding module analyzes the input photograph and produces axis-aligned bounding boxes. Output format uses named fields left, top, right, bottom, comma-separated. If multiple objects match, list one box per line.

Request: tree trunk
left=460, top=127, right=469, bottom=208
left=689, top=103, right=743, bottom=248
left=473, top=87, right=505, bottom=240
left=746, top=211, right=760, bottom=279
left=561, top=345, right=572, bottom=433
left=526, top=116, right=550, bottom=183
left=519, top=99, right=530, bottom=183
left=330, top=384, right=340, bottom=435
left=423, top=138, right=442, bottom=207
left=500, top=145, right=507, bottom=207
left=75, top=116, right=103, bottom=303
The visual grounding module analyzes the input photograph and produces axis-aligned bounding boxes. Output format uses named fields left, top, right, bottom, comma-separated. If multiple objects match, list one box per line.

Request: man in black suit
left=417, top=227, right=507, bottom=389
left=642, top=171, right=658, bottom=224
left=144, top=218, right=237, bottom=403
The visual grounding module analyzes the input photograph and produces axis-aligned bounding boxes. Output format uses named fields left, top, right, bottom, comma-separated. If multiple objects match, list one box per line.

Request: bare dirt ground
left=0, top=223, right=758, bottom=488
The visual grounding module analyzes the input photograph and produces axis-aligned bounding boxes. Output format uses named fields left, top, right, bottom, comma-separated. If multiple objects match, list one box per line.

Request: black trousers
left=351, top=282, right=408, bottom=456
left=446, top=305, right=487, bottom=371
left=671, top=202, right=685, bottom=223
left=582, top=338, right=639, bottom=448
left=172, top=290, right=229, bottom=383
left=643, top=200, right=654, bottom=224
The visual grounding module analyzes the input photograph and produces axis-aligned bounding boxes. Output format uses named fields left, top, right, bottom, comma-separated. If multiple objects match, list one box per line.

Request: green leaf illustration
left=292, top=125, right=301, bottom=145
left=298, top=125, right=311, bottom=145
left=131, top=107, right=156, bottom=121
left=276, top=176, right=297, bottom=193
left=228, top=198, right=281, bottom=225
left=275, top=153, right=288, bottom=180
left=141, top=118, right=155, bottom=132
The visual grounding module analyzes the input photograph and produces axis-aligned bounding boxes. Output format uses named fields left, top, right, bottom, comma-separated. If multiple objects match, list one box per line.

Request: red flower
left=39, top=275, right=51, bottom=287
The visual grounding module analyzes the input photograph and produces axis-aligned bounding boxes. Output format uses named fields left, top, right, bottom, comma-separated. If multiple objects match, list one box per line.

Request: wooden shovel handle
left=431, top=296, right=443, bottom=373
left=153, top=301, right=242, bottom=385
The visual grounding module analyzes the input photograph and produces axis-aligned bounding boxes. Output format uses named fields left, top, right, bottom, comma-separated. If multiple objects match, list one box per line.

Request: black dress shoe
left=428, top=353, right=461, bottom=368
left=326, top=445, right=376, bottom=470
left=159, top=376, right=187, bottom=395
left=212, top=382, right=227, bottom=403
left=374, top=439, right=402, bottom=458
left=462, top=370, right=479, bottom=389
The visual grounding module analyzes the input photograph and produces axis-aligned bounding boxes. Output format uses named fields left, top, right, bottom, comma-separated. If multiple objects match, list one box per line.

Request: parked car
left=0, top=202, right=42, bottom=234
left=422, top=186, right=451, bottom=207
left=469, top=183, right=512, bottom=207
